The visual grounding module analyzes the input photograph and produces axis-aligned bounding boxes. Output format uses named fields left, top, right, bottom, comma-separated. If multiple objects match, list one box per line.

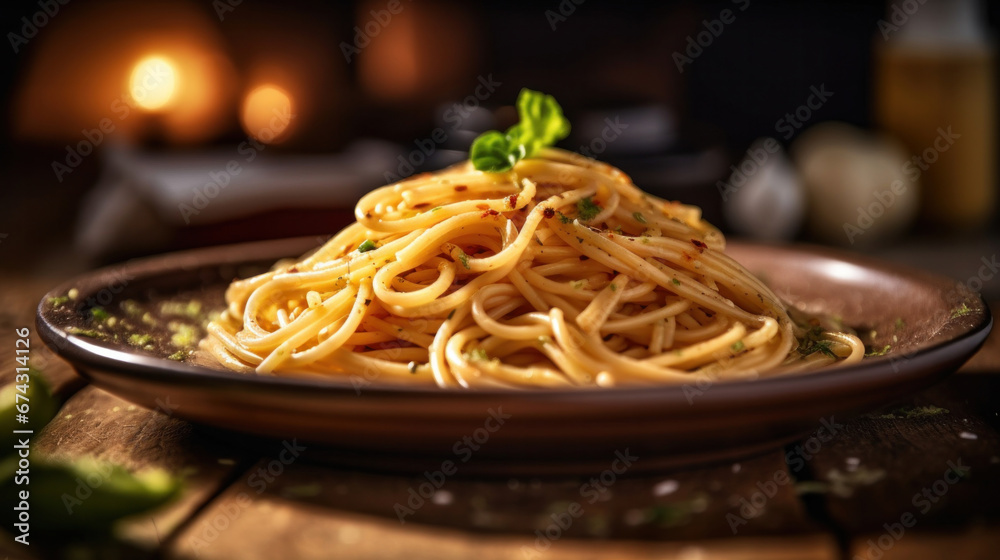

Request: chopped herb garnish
left=576, top=197, right=601, bottom=222
left=48, top=296, right=69, bottom=307
left=170, top=323, right=199, bottom=347
left=457, top=250, right=470, bottom=269
left=465, top=348, right=489, bottom=361
left=950, top=303, right=973, bottom=318
left=894, top=318, right=905, bottom=331
left=609, top=283, right=618, bottom=292
left=167, top=350, right=189, bottom=361
left=866, top=345, right=891, bottom=357
left=575, top=236, right=584, bottom=243
left=358, top=240, right=377, bottom=253
left=671, top=278, right=681, bottom=286
left=570, top=279, right=586, bottom=290
left=431, top=206, right=443, bottom=212
left=731, top=340, right=745, bottom=352
left=66, top=327, right=104, bottom=338
left=121, top=300, right=143, bottom=317
left=447, top=309, right=456, bottom=320
left=798, top=326, right=837, bottom=358
left=128, top=333, right=155, bottom=347
left=90, top=306, right=110, bottom=322
left=633, top=212, right=647, bottom=224
left=141, top=312, right=158, bottom=326
left=875, top=405, right=949, bottom=419
left=161, top=300, right=202, bottom=318
left=469, top=89, right=570, bottom=172
left=557, top=211, right=572, bottom=224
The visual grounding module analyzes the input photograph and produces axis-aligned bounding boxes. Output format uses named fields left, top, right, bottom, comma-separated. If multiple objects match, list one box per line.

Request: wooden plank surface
left=30, top=386, right=256, bottom=554
left=848, top=527, right=1000, bottom=560
left=169, top=481, right=836, bottom=560
left=0, top=275, right=84, bottom=397
left=797, top=374, right=1000, bottom=535
left=166, top=442, right=834, bottom=558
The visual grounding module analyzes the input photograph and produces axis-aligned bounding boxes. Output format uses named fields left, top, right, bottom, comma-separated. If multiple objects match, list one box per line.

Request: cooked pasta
left=203, top=148, right=864, bottom=388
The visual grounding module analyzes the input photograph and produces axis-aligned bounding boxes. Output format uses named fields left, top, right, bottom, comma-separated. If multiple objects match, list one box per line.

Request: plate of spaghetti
left=37, top=91, right=991, bottom=473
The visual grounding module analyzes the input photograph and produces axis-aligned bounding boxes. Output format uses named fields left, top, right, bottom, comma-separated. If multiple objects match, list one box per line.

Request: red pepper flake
left=507, top=194, right=518, bottom=209
left=542, top=207, right=555, bottom=219
left=476, top=203, right=490, bottom=210
left=579, top=255, right=589, bottom=261
left=413, top=202, right=430, bottom=209
left=288, top=267, right=298, bottom=272
left=691, top=239, right=707, bottom=252
left=481, top=209, right=500, bottom=218
left=454, top=185, right=468, bottom=192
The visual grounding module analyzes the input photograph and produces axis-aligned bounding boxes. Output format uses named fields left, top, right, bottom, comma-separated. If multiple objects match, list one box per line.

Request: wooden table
left=2, top=274, right=998, bottom=560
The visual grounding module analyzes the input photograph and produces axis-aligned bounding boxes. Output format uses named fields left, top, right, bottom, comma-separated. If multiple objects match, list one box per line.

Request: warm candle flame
left=130, top=56, right=178, bottom=111
left=241, top=85, right=294, bottom=144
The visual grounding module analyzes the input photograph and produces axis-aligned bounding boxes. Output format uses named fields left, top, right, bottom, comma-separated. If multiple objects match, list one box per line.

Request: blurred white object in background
left=75, top=139, right=399, bottom=258
left=793, top=123, right=919, bottom=247
left=722, top=138, right=805, bottom=241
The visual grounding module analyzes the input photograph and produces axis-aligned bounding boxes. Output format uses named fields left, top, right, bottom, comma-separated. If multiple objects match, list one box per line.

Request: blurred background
left=0, top=0, right=997, bottom=297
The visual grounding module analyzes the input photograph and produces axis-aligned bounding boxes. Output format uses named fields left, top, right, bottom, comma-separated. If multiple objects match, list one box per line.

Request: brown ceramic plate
left=36, top=238, right=991, bottom=475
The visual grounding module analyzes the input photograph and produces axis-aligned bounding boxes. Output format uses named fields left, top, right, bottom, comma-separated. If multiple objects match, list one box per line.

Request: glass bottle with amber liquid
left=875, top=0, right=995, bottom=230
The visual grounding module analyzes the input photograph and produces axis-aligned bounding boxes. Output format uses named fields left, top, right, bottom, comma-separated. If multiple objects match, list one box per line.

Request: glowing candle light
left=129, top=55, right=178, bottom=112
left=240, top=84, right=294, bottom=144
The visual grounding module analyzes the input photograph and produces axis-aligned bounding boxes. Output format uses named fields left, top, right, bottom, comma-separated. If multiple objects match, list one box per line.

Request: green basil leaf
left=470, top=130, right=518, bottom=172
left=469, top=89, right=570, bottom=173
left=515, top=88, right=570, bottom=156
